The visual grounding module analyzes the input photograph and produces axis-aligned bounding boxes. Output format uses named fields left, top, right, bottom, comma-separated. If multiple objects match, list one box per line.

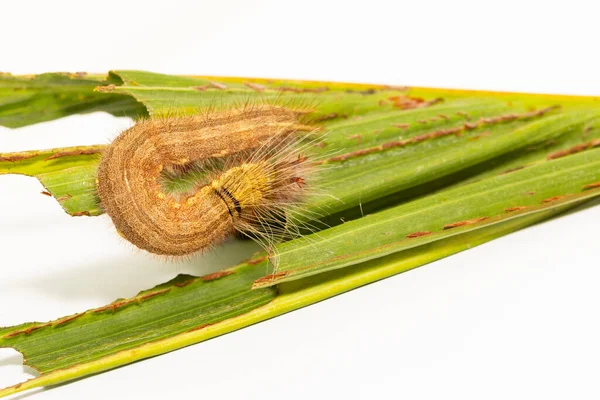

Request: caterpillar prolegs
left=96, top=106, right=317, bottom=257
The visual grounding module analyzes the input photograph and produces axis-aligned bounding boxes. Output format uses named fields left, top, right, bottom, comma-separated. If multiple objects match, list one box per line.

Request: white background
left=1, top=1, right=600, bottom=399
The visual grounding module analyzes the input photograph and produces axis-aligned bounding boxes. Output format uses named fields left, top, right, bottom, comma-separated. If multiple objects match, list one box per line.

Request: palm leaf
left=1, top=71, right=599, bottom=397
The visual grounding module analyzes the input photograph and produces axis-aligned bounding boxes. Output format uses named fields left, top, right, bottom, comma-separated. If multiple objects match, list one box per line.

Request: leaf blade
left=0, top=200, right=584, bottom=398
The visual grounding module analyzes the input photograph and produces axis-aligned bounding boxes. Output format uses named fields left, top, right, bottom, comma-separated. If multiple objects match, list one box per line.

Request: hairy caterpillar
left=96, top=105, right=317, bottom=257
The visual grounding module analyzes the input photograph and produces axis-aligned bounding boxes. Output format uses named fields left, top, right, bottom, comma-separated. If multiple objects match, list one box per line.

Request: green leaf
left=0, top=265, right=276, bottom=374
left=2, top=70, right=600, bottom=396
left=310, top=110, right=599, bottom=219
left=0, top=146, right=104, bottom=216
left=0, top=199, right=581, bottom=398
left=0, top=72, right=146, bottom=128
left=3, top=71, right=600, bottom=221
left=257, top=147, right=600, bottom=287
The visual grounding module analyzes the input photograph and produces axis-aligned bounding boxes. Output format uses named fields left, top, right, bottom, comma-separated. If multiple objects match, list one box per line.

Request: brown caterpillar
left=96, top=105, right=317, bottom=256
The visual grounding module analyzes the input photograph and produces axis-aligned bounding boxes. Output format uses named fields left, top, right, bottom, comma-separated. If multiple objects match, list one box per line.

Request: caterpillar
left=96, top=104, right=318, bottom=257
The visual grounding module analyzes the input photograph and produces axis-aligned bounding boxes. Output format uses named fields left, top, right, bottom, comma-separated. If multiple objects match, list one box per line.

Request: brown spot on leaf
left=524, top=105, right=561, bottom=118
left=348, top=134, right=363, bottom=143
left=93, top=301, right=129, bottom=313
left=41, top=190, right=52, bottom=197
left=202, top=270, right=235, bottom=281
left=54, top=312, right=85, bottom=326
left=57, top=194, right=73, bottom=202
left=139, top=288, right=171, bottom=301
left=443, top=217, right=490, bottom=230
left=406, top=231, right=432, bottom=238
left=254, top=270, right=290, bottom=285
left=209, top=81, right=227, bottom=90
left=546, top=139, right=600, bottom=160
left=500, top=166, right=525, bottom=174
left=480, top=105, right=560, bottom=126
left=188, top=323, right=213, bottom=332
left=244, top=82, right=265, bottom=92
left=174, top=279, right=195, bottom=287
left=469, top=131, right=491, bottom=141
left=0, top=153, right=38, bottom=162
left=411, top=127, right=463, bottom=141
left=582, top=182, right=600, bottom=191
left=72, top=211, right=91, bottom=217
left=541, top=196, right=566, bottom=203
left=479, top=114, right=517, bottom=124
left=393, top=123, right=409, bottom=129
left=247, top=255, right=268, bottom=265
left=280, top=86, right=301, bottom=93
left=389, top=96, right=443, bottom=110
left=314, top=112, right=338, bottom=122
left=91, top=289, right=169, bottom=313
left=504, top=206, right=528, bottom=213
left=44, top=149, right=100, bottom=161
left=456, top=111, right=471, bottom=120
left=4, top=323, right=50, bottom=338
left=193, top=85, right=208, bottom=91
